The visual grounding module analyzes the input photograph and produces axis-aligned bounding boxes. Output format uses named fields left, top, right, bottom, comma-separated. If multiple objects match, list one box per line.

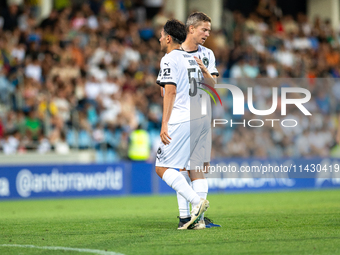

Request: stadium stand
left=0, top=0, right=339, bottom=163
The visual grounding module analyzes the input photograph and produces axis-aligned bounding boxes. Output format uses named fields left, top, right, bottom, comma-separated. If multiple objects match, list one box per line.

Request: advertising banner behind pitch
left=0, top=159, right=340, bottom=200
left=0, top=163, right=128, bottom=199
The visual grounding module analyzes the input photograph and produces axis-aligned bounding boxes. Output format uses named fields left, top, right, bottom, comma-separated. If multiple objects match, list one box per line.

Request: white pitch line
left=0, top=244, right=125, bottom=255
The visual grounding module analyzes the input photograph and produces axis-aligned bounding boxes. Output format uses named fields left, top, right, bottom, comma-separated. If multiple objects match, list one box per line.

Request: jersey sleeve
left=156, top=55, right=178, bottom=87
left=207, top=49, right=219, bottom=77
left=156, top=68, right=162, bottom=85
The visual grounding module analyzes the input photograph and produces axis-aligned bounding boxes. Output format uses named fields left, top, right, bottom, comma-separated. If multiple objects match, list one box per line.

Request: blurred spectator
left=1, top=4, right=19, bottom=31
left=128, top=125, right=150, bottom=161
left=54, top=132, right=70, bottom=154
left=37, top=132, right=51, bottom=154
left=25, top=57, right=42, bottom=82
left=40, top=9, right=59, bottom=29
left=25, top=110, right=41, bottom=140
left=2, top=131, right=20, bottom=155
left=0, top=68, right=14, bottom=104
left=0, top=0, right=338, bottom=162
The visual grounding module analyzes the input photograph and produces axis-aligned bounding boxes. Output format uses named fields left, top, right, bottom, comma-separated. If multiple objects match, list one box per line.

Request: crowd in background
left=0, top=0, right=339, bottom=161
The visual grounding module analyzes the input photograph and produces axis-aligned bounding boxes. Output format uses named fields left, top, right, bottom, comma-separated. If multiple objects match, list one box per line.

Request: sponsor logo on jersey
left=163, top=68, right=171, bottom=76
left=188, top=60, right=198, bottom=66
left=202, top=57, right=209, bottom=67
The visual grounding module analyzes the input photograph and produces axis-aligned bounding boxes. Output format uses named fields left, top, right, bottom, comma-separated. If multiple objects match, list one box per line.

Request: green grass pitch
left=0, top=190, right=339, bottom=255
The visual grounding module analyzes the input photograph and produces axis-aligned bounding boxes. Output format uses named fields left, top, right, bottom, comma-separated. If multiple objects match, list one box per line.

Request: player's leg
left=180, top=116, right=209, bottom=229
left=155, top=166, right=209, bottom=229
left=176, top=116, right=205, bottom=228
left=177, top=168, right=191, bottom=228
left=188, top=167, right=207, bottom=229
left=201, top=128, right=221, bottom=228
left=155, top=120, right=209, bottom=229
left=155, top=166, right=201, bottom=206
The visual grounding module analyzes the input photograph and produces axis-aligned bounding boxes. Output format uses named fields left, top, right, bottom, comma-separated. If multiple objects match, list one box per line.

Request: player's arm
left=157, top=68, right=164, bottom=97
left=160, top=84, right=176, bottom=145
left=194, top=56, right=216, bottom=88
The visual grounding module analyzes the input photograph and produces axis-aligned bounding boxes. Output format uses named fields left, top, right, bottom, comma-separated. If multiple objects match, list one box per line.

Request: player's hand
left=160, top=123, right=171, bottom=145
left=194, top=56, right=209, bottom=74
left=337, top=130, right=340, bottom=145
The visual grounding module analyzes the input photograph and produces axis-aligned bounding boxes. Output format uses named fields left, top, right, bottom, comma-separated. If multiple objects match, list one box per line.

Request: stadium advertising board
left=0, top=163, right=128, bottom=199
left=155, top=158, right=340, bottom=194
left=0, top=159, right=339, bottom=200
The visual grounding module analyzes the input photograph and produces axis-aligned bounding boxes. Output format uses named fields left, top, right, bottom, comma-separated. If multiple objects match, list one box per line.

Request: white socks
left=192, top=179, right=208, bottom=220
left=162, top=168, right=201, bottom=207
left=192, top=179, right=208, bottom=200
left=177, top=171, right=191, bottom=218
left=176, top=172, right=209, bottom=219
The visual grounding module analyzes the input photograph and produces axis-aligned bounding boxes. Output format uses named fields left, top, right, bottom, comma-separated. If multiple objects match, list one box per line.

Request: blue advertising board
left=0, top=163, right=129, bottom=199
left=157, top=158, right=340, bottom=194
left=206, top=157, right=340, bottom=191
left=0, top=158, right=339, bottom=200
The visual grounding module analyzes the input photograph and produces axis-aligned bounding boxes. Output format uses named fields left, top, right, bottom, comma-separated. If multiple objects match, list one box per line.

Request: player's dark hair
left=163, top=19, right=187, bottom=44
left=186, top=12, right=211, bottom=32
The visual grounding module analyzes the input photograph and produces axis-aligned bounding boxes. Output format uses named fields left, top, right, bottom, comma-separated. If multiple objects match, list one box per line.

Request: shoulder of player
left=168, top=49, right=187, bottom=57
left=159, top=54, right=173, bottom=69
left=198, top=45, right=215, bottom=57
left=163, top=50, right=190, bottom=64
left=161, top=51, right=178, bottom=62
left=160, top=53, right=169, bottom=63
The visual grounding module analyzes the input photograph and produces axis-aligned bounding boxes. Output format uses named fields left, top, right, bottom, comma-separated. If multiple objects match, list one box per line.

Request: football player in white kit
left=176, top=12, right=222, bottom=229
left=155, top=19, right=209, bottom=229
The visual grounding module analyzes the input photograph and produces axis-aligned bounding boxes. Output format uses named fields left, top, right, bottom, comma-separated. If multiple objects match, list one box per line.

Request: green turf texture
left=0, top=190, right=339, bottom=255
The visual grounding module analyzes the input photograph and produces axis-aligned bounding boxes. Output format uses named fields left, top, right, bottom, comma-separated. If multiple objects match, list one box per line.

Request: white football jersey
left=185, top=45, right=219, bottom=120
left=185, top=45, right=219, bottom=77
left=157, top=49, right=202, bottom=124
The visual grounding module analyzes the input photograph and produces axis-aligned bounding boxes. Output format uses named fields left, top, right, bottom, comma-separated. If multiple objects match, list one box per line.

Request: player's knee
left=155, top=167, right=167, bottom=178
left=189, top=169, right=205, bottom=181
